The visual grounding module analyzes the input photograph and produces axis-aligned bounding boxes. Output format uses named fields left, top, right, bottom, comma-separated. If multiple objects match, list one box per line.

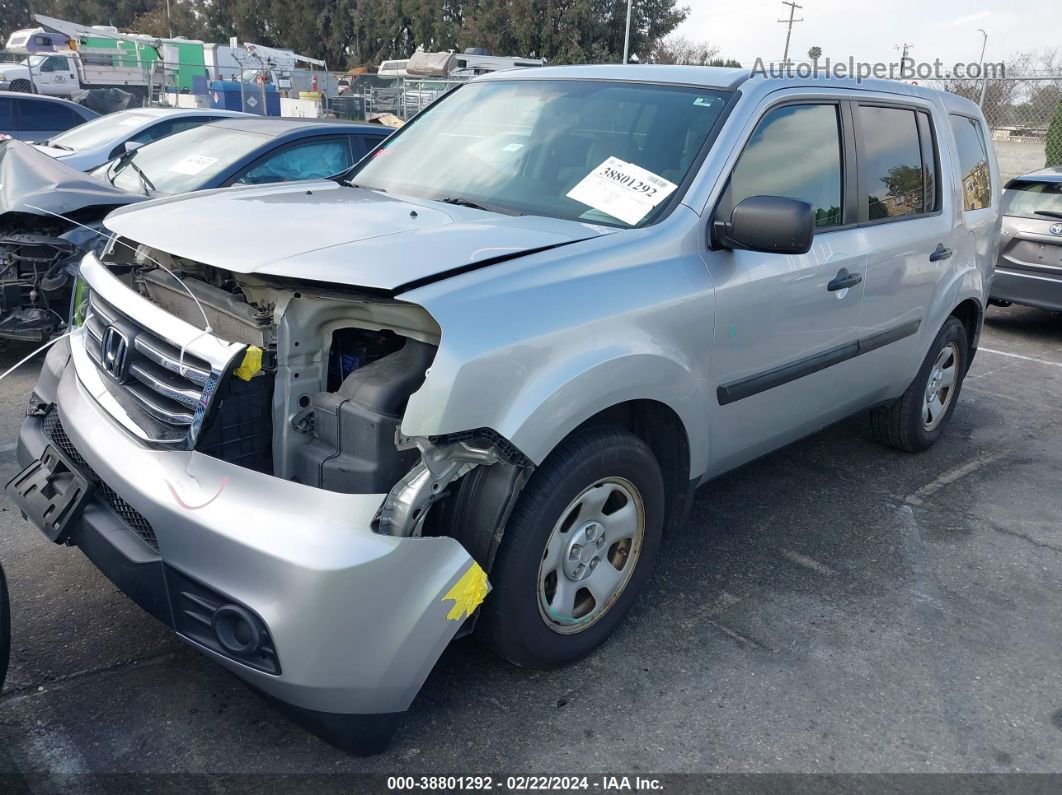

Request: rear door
left=850, top=101, right=954, bottom=393
left=703, top=94, right=871, bottom=475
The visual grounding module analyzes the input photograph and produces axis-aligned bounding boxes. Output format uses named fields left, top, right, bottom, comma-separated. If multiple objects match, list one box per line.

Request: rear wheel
left=478, top=427, right=665, bottom=669
left=870, top=316, right=969, bottom=452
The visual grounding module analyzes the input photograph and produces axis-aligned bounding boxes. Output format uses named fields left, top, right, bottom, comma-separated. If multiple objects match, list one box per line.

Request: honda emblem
left=100, top=326, right=129, bottom=381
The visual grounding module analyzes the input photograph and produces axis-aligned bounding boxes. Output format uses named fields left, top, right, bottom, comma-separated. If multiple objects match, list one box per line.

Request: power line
left=778, top=1, right=804, bottom=64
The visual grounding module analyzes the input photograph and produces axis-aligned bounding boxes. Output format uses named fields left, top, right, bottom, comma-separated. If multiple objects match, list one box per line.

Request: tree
left=807, top=45, right=821, bottom=62
left=649, top=34, right=718, bottom=66
left=1047, top=101, right=1062, bottom=168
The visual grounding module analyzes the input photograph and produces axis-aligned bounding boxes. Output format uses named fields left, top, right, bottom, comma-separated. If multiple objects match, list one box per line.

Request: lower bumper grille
left=42, top=408, right=159, bottom=552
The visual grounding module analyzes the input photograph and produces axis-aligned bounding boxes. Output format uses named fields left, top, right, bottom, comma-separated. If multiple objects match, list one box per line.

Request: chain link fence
left=913, top=74, right=1062, bottom=181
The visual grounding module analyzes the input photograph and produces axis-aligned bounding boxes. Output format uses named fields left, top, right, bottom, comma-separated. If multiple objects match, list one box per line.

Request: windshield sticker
left=169, top=155, right=219, bottom=176
left=503, top=142, right=525, bottom=152
left=693, top=96, right=717, bottom=108
left=566, top=157, right=678, bottom=226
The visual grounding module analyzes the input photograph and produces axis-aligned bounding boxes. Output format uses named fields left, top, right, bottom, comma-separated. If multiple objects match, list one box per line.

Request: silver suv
left=9, top=65, right=1000, bottom=753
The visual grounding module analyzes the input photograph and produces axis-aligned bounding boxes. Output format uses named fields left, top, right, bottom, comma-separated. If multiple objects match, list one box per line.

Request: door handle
left=929, top=244, right=954, bottom=262
left=827, top=268, right=863, bottom=292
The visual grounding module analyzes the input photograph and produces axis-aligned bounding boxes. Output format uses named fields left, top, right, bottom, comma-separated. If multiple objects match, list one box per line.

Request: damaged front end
left=88, top=234, right=532, bottom=575
left=0, top=140, right=143, bottom=342
left=0, top=212, right=111, bottom=342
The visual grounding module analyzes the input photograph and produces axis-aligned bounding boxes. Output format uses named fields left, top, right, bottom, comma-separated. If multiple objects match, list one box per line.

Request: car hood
left=0, top=139, right=141, bottom=217
left=102, top=180, right=612, bottom=292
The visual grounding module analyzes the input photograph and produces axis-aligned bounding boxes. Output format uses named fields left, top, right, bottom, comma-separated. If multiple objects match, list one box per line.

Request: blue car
left=91, top=117, right=391, bottom=194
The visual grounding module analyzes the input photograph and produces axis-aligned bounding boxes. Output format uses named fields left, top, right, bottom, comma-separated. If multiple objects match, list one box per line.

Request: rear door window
left=16, top=99, right=82, bottom=131
left=856, top=105, right=938, bottom=221
left=0, top=98, right=12, bottom=131
left=949, top=115, right=992, bottom=211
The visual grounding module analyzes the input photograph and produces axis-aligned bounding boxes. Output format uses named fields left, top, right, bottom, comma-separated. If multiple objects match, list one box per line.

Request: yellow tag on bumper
left=234, top=345, right=263, bottom=381
left=441, top=562, right=489, bottom=621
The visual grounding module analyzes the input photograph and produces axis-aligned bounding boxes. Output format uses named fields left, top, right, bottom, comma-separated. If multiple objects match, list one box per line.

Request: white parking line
left=0, top=441, right=17, bottom=453
left=979, top=347, right=1062, bottom=368
left=905, top=450, right=1008, bottom=507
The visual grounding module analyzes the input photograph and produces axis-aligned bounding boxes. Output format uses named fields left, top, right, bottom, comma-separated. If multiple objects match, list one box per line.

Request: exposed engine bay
left=97, top=237, right=531, bottom=548
left=0, top=140, right=144, bottom=342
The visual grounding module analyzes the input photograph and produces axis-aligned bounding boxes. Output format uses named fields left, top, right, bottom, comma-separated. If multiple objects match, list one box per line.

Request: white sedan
left=31, top=107, right=250, bottom=171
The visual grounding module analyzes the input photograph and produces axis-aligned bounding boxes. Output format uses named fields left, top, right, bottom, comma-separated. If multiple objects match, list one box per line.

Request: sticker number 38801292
left=566, top=156, right=678, bottom=226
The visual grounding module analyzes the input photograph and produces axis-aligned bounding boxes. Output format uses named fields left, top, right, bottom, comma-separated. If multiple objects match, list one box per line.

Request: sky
left=674, top=0, right=1060, bottom=69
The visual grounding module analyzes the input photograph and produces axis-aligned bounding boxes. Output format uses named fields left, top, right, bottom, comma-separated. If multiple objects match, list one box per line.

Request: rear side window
left=17, top=100, right=81, bottom=131
left=0, top=98, right=12, bottom=130
left=857, top=105, right=938, bottom=221
left=949, top=115, right=992, bottom=211
left=722, top=103, right=844, bottom=228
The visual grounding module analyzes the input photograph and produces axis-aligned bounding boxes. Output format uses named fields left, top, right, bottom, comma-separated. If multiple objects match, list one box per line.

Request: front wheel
left=870, top=316, right=969, bottom=452
left=478, top=427, right=665, bottom=669
left=8, top=80, right=31, bottom=94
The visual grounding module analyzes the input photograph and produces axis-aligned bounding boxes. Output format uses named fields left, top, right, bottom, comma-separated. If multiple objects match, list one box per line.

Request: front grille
left=42, top=408, right=159, bottom=552
left=83, top=292, right=215, bottom=439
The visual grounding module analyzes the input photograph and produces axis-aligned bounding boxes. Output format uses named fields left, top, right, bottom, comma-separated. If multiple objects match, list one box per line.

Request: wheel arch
left=949, top=296, right=983, bottom=369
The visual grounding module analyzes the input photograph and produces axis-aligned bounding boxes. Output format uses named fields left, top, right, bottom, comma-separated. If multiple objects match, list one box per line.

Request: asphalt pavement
left=0, top=304, right=1060, bottom=776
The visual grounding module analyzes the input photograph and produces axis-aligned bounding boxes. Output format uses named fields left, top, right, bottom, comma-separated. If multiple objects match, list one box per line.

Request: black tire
left=0, top=560, right=9, bottom=693
left=9, top=80, right=31, bottom=94
left=478, top=426, right=665, bottom=669
left=870, top=316, right=969, bottom=452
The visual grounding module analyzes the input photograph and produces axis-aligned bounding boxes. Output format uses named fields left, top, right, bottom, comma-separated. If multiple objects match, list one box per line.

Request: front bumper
left=990, top=267, right=1062, bottom=312
left=15, top=335, right=483, bottom=720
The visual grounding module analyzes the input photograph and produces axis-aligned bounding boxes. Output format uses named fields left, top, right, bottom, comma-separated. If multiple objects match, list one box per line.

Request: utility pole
left=165, top=0, right=172, bottom=38
left=778, top=1, right=803, bottom=65
left=977, top=28, right=989, bottom=107
left=895, top=42, right=913, bottom=62
left=622, top=0, right=633, bottom=64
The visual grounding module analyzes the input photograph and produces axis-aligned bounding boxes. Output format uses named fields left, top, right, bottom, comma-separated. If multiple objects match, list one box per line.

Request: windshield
left=353, top=79, right=730, bottom=228
left=1002, top=179, right=1062, bottom=220
left=48, top=111, right=154, bottom=151
left=93, top=124, right=269, bottom=195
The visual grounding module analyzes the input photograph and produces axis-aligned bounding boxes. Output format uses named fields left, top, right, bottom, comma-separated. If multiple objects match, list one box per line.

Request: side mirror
left=122, top=140, right=144, bottom=154
left=713, top=195, right=815, bottom=255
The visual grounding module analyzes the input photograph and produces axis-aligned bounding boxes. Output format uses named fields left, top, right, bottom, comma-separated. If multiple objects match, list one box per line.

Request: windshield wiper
left=125, top=158, right=156, bottom=195
left=1034, top=209, right=1062, bottom=220
left=438, top=196, right=489, bottom=211
left=437, top=196, right=523, bottom=216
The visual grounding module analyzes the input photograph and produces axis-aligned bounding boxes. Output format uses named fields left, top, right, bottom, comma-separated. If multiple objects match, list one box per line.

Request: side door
left=849, top=101, right=954, bottom=395
left=702, top=96, right=872, bottom=477
left=225, top=136, right=356, bottom=186
left=35, top=55, right=75, bottom=97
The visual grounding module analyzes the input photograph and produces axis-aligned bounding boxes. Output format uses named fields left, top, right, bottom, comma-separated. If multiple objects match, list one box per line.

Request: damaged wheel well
left=434, top=399, right=692, bottom=582
left=572, top=400, right=693, bottom=534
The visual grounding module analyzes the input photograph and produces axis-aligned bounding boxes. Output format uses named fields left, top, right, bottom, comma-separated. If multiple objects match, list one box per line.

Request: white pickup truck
left=0, top=49, right=153, bottom=97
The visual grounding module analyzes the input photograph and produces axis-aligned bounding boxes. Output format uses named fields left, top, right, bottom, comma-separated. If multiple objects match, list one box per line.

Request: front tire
left=478, top=427, right=665, bottom=669
left=870, top=316, right=969, bottom=452
left=9, top=80, right=31, bottom=94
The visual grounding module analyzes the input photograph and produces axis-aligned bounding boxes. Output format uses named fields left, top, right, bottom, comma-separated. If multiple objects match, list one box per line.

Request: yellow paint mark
left=234, top=346, right=263, bottom=381
left=441, top=562, right=489, bottom=621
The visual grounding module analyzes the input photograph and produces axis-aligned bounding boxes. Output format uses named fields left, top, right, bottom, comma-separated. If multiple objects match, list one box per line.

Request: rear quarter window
left=17, top=100, right=82, bottom=131
left=949, top=115, right=992, bottom=211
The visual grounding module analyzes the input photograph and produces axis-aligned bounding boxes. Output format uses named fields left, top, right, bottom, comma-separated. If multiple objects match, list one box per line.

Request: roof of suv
left=1011, top=166, right=1062, bottom=184
left=475, top=64, right=984, bottom=117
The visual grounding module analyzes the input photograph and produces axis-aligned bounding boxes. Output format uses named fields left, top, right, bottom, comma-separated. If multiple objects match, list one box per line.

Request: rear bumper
left=990, top=267, right=1062, bottom=312
left=15, top=335, right=482, bottom=720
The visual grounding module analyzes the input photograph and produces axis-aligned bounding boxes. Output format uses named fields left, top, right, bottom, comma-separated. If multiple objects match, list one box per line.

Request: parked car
left=989, top=166, right=1062, bottom=312
left=8, top=65, right=999, bottom=753
left=0, top=90, right=97, bottom=142
left=32, top=107, right=251, bottom=172
left=0, top=119, right=390, bottom=341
